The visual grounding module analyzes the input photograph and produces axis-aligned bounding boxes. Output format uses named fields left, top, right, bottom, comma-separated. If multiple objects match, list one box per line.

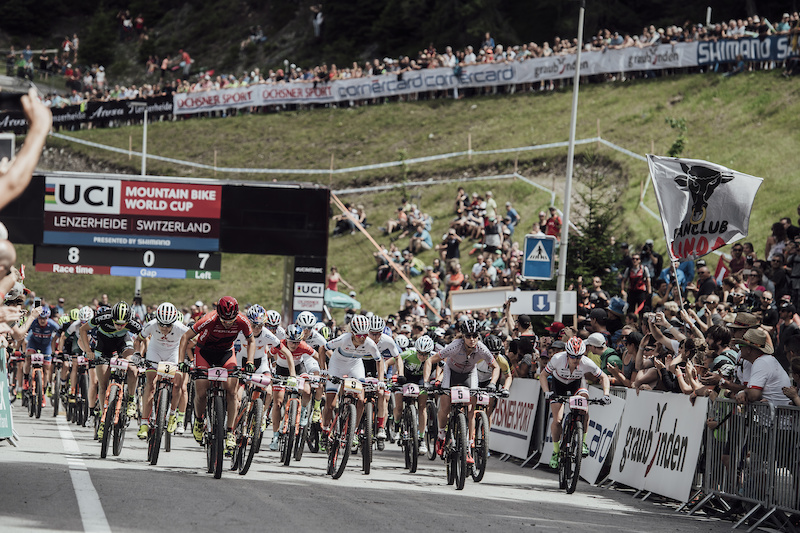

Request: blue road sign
left=522, top=235, right=556, bottom=280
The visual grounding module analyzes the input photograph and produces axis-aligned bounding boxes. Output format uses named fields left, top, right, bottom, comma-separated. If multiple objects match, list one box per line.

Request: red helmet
left=217, top=296, right=239, bottom=320
left=565, top=336, right=586, bottom=357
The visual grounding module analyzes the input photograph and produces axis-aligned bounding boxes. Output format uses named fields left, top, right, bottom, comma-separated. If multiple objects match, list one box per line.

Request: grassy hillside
left=23, top=70, right=800, bottom=317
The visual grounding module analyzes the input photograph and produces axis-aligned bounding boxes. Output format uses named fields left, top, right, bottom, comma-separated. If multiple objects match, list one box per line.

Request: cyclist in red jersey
left=179, top=296, right=256, bottom=447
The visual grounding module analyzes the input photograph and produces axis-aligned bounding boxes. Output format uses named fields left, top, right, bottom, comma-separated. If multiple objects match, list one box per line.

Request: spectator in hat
left=132, top=296, right=146, bottom=321
left=585, top=332, right=623, bottom=376
left=734, top=328, right=792, bottom=406
left=588, top=307, right=611, bottom=343
left=544, top=321, right=566, bottom=339
left=484, top=190, right=497, bottom=220
left=489, top=308, right=502, bottom=328
left=54, top=297, right=65, bottom=316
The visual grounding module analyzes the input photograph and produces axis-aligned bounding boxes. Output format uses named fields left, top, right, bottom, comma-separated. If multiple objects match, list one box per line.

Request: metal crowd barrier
left=687, top=397, right=798, bottom=531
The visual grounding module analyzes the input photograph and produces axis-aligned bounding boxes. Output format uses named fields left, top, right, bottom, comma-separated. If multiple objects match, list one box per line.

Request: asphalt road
left=0, top=401, right=734, bottom=533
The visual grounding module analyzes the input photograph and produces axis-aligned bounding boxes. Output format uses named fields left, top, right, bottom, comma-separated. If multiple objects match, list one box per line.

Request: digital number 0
left=143, top=250, right=155, bottom=267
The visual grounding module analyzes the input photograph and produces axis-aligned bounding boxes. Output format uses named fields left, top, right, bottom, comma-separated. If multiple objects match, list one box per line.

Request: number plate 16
left=450, top=386, right=470, bottom=404
left=569, top=395, right=588, bottom=412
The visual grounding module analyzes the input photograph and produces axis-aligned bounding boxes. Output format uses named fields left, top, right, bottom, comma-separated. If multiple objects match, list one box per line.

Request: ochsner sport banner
left=609, top=390, right=708, bottom=502
left=489, top=378, right=540, bottom=459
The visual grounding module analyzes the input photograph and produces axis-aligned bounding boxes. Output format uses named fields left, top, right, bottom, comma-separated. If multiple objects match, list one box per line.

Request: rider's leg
left=194, top=379, right=208, bottom=419
left=142, top=371, right=156, bottom=425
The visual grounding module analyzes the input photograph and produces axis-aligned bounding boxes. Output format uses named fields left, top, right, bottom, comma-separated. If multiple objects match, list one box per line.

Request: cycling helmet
left=58, top=315, right=70, bottom=325
left=247, top=304, right=266, bottom=325
left=395, top=335, right=409, bottom=350
left=156, top=302, right=180, bottom=325
left=350, top=315, right=370, bottom=335
left=368, top=316, right=385, bottom=333
left=484, top=335, right=504, bottom=354
left=145, top=312, right=157, bottom=323
left=69, top=308, right=80, bottom=321
left=296, top=311, right=317, bottom=329
left=217, top=296, right=239, bottom=320
left=266, top=310, right=281, bottom=327
left=286, top=324, right=304, bottom=342
left=313, top=322, right=326, bottom=333
left=37, top=306, right=50, bottom=319
left=415, top=335, right=434, bottom=353
left=460, top=318, right=479, bottom=335
left=565, top=336, right=586, bottom=357
left=111, top=301, right=131, bottom=323
left=318, top=325, right=331, bottom=340
left=432, top=327, right=446, bottom=340
left=79, top=306, right=94, bottom=323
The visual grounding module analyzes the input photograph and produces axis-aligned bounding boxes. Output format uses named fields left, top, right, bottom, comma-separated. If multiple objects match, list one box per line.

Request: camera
left=508, top=296, right=517, bottom=303
left=0, top=91, right=24, bottom=113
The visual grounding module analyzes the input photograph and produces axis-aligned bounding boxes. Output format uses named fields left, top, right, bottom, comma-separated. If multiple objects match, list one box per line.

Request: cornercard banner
left=609, top=390, right=708, bottom=502
left=489, top=378, right=540, bottom=459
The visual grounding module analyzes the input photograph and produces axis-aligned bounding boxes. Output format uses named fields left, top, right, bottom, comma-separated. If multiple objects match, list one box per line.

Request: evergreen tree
left=81, top=8, right=117, bottom=67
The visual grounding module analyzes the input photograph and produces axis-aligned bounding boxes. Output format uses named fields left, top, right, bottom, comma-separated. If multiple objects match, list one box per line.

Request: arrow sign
left=533, top=294, right=551, bottom=312
left=522, top=235, right=556, bottom=280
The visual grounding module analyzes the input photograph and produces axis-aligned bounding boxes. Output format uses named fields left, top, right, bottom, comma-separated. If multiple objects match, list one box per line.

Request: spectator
left=545, top=207, right=561, bottom=239
left=728, top=243, right=746, bottom=273
left=179, top=49, right=192, bottom=76
left=734, top=328, right=792, bottom=406
left=504, top=201, right=520, bottom=234
left=483, top=217, right=502, bottom=254
left=621, top=252, right=651, bottom=313
left=327, top=266, right=354, bottom=292
left=775, top=302, right=800, bottom=368
left=408, top=222, right=432, bottom=254
left=688, top=264, right=717, bottom=298
left=424, top=289, right=442, bottom=323
left=436, top=228, right=462, bottom=261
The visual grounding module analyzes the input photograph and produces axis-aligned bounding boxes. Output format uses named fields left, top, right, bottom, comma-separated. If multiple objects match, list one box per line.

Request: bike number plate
left=475, top=391, right=490, bottom=406
left=343, top=378, right=362, bottom=393
left=249, top=373, right=271, bottom=388
left=402, top=383, right=420, bottom=397
left=30, top=353, right=44, bottom=365
left=77, top=355, right=88, bottom=366
left=364, top=377, right=379, bottom=386
left=450, top=386, right=470, bottom=404
left=110, top=357, right=129, bottom=371
left=569, top=395, right=588, bottom=412
left=208, top=367, right=228, bottom=382
left=157, top=362, right=177, bottom=378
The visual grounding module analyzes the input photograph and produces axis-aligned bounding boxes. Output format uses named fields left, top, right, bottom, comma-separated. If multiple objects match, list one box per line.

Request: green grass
left=26, top=70, right=800, bottom=317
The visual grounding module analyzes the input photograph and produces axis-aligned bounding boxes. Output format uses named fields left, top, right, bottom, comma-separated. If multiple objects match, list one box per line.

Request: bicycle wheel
left=282, top=400, right=297, bottom=467
left=240, top=397, right=263, bottom=476
left=426, top=401, right=438, bottom=461
left=472, top=410, right=489, bottom=482
left=406, top=404, right=419, bottom=473
left=78, top=374, right=89, bottom=427
left=330, top=402, right=356, bottom=479
left=184, top=379, right=195, bottom=431
left=149, top=387, right=168, bottom=465
left=100, top=386, right=118, bottom=459
left=386, top=395, right=396, bottom=443
left=52, top=373, right=61, bottom=417
left=113, top=405, right=127, bottom=456
left=34, top=373, right=43, bottom=419
left=454, top=411, right=468, bottom=490
left=565, top=420, right=583, bottom=494
left=294, top=420, right=308, bottom=462
left=445, top=419, right=456, bottom=485
left=307, top=421, right=320, bottom=453
left=212, top=394, right=225, bottom=479
left=362, top=401, right=373, bottom=474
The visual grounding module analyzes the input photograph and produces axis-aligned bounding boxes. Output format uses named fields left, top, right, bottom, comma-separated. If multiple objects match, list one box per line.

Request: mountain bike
left=51, top=352, right=67, bottom=418
left=71, top=355, right=92, bottom=427
left=425, top=393, right=438, bottom=461
left=192, top=367, right=241, bottom=479
left=230, top=371, right=269, bottom=476
left=353, top=377, right=380, bottom=475
left=472, top=388, right=503, bottom=482
left=551, top=394, right=605, bottom=494
left=305, top=375, right=324, bottom=454
left=7, top=350, right=23, bottom=404
left=147, top=361, right=179, bottom=466
left=393, top=382, right=421, bottom=473
left=27, top=352, right=45, bottom=419
left=184, top=373, right=196, bottom=434
left=434, top=386, right=473, bottom=491
left=273, top=375, right=304, bottom=467
left=326, top=376, right=361, bottom=479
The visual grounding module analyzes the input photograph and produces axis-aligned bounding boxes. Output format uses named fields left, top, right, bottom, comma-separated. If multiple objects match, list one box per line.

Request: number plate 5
left=343, top=378, right=362, bottom=393
left=402, top=383, right=420, bottom=397
left=569, top=395, right=588, bottom=412
left=157, top=362, right=177, bottom=378
left=450, top=386, right=470, bottom=404
left=208, top=367, right=228, bottom=382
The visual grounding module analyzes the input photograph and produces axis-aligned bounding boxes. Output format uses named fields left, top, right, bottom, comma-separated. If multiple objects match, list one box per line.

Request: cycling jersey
left=192, top=311, right=252, bottom=353
left=271, top=339, right=315, bottom=369
left=398, top=348, right=426, bottom=376
left=266, top=325, right=286, bottom=341
left=544, top=351, right=602, bottom=384
left=438, top=338, right=494, bottom=374
left=372, top=333, right=400, bottom=361
left=59, top=320, right=77, bottom=355
left=325, top=333, right=380, bottom=391
left=90, top=309, right=143, bottom=338
left=26, top=318, right=60, bottom=355
left=139, top=319, right=190, bottom=364
left=234, top=327, right=280, bottom=368
left=302, top=329, right=326, bottom=350
left=477, top=353, right=511, bottom=383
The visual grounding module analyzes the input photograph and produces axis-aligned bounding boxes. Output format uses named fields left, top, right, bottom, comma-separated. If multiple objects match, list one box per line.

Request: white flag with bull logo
left=647, top=155, right=763, bottom=261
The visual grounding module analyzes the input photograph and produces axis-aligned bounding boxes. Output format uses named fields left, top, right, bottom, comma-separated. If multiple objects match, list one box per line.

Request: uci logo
left=673, top=163, right=732, bottom=225
left=45, top=177, right=121, bottom=215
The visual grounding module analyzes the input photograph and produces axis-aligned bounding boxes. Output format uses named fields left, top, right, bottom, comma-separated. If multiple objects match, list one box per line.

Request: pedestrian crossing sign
left=522, top=235, right=556, bottom=280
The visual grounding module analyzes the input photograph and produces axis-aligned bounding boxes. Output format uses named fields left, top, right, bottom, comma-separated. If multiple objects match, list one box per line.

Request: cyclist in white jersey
left=295, top=312, right=327, bottom=423
left=134, top=303, right=190, bottom=439
left=540, top=336, right=610, bottom=468
left=234, top=305, right=282, bottom=374
left=321, top=315, right=384, bottom=437
left=265, top=309, right=286, bottom=343
left=367, top=316, right=399, bottom=442
left=423, top=319, right=499, bottom=462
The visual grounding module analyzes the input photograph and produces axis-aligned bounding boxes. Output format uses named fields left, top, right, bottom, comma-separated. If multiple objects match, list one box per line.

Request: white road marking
left=56, top=418, right=112, bottom=533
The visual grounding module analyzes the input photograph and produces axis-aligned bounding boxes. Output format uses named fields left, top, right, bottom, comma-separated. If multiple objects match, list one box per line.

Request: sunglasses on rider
left=463, top=332, right=479, bottom=339
left=354, top=333, right=368, bottom=338
left=567, top=354, right=581, bottom=359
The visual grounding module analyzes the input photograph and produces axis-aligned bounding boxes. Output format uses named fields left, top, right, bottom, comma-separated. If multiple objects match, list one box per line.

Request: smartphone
left=33, top=297, right=42, bottom=308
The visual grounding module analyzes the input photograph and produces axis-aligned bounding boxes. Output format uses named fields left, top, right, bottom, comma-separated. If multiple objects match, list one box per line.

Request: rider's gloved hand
left=395, top=375, right=407, bottom=386
left=178, top=361, right=190, bottom=373
left=601, top=394, right=611, bottom=405
left=544, top=391, right=554, bottom=401
left=500, top=389, right=510, bottom=398
left=244, top=361, right=255, bottom=373
left=486, top=383, right=497, bottom=393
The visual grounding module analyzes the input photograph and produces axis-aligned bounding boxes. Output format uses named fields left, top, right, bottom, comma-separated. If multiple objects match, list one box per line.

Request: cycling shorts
left=275, top=363, right=302, bottom=378
left=363, top=359, right=378, bottom=378
left=95, top=334, right=133, bottom=359
left=399, top=374, right=426, bottom=389
left=145, top=350, right=179, bottom=365
left=196, top=348, right=237, bottom=370
left=302, top=355, right=320, bottom=375
left=326, top=357, right=365, bottom=393
left=551, top=378, right=586, bottom=399
left=442, top=365, right=477, bottom=389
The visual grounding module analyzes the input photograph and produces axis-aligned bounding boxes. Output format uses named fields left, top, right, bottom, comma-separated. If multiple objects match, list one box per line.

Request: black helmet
left=460, top=319, right=480, bottom=335
left=484, top=335, right=503, bottom=353
left=111, top=301, right=132, bottom=324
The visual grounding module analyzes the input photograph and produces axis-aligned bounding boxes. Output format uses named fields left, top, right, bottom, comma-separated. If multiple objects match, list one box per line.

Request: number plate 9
left=249, top=373, right=271, bottom=388
left=110, top=357, right=129, bottom=371
left=569, top=395, right=589, bottom=412
left=208, top=367, right=228, bottom=382
left=450, top=386, right=471, bottom=404
left=157, top=362, right=177, bottom=378
left=475, top=391, right=490, bottom=406
left=402, top=383, right=420, bottom=397
left=30, top=353, right=44, bottom=365
left=343, top=378, right=363, bottom=393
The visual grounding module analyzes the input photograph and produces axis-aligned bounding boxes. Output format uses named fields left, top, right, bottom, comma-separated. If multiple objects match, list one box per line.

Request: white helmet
left=368, top=316, right=385, bottom=333
left=350, top=315, right=370, bottom=335
left=395, top=335, right=409, bottom=350
left=313, top=322, right=327, bottom=333
left=266, top=310, right=281, bottom=327
left=296, top=311, right=317, bottom=329
left=155, top=302, right=180, bottom=325
left=79, top=305, right=94, bottom=323
left=415, top=335, right=434, bottom=353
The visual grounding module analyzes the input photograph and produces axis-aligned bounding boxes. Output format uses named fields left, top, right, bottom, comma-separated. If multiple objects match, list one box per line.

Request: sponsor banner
left=119, top=180, right=221, bottom=219
left=609, top=390, right=708, bottom=502
left=0, top=349, right=14, bottom=438
left=538, top=387, right=625, bottom=486
left=293, top=296, right=324, bottom=312
left=294, top=282, right=325, bottom=298
left=45, top=177, right=121, bottom=214
left=173, top=86, right=260, bottom=114
left=697, top=35, right=795, bottom=65
left=42, top=231, right=218, bottom=250
left=489, top=378, right=540, bottom=459
left=44, top=212, right=220, bottom=238
left=648, top=155, right=762, bottom=261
